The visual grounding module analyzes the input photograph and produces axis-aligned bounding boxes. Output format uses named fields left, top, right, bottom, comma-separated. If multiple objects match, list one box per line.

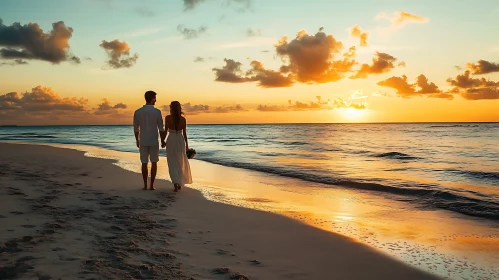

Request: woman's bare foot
left=149, top=186, right=156, bottom=190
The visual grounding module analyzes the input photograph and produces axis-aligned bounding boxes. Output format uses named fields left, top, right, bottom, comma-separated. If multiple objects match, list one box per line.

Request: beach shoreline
left=0, top=142, right=442, bottom=279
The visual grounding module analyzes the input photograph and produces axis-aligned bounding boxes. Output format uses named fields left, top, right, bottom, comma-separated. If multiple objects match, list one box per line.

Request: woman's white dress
left=166, top=129, right=192, bottom=186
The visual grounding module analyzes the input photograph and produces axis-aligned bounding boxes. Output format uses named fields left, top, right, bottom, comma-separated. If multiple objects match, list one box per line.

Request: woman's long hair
left=170, top=101, right=184, bottom=130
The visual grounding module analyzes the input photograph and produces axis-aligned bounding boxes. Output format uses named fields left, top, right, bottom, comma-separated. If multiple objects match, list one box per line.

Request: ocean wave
left=195, top=156, right=499, bottom=220
left=446, top=169, right=499, bottom=185
left=0, top=133, right=58, bottom=139
left=374, top=152, right=420, bottom=160
left=430, top=124, right=481, bottom=128
left=269, top=140, right=309, bottom=146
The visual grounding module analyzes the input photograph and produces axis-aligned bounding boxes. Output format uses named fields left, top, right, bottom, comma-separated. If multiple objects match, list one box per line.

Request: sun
left=340, top=108, right=366, bottom=121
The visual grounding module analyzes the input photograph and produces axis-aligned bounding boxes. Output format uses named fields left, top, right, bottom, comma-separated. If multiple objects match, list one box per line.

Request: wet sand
left=0, top=142, right=439, bottom=279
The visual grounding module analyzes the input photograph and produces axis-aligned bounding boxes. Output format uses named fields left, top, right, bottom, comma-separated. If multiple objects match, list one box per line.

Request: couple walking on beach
left=133, top=91, right=192, bottom=192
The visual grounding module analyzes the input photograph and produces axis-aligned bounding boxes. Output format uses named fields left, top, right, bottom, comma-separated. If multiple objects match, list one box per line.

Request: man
left=133, top=91, right=166, bottom=190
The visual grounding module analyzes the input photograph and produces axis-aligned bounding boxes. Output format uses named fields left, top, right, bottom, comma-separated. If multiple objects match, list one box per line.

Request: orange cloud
left=0, top=86, right=90, bottom=123
left=0, top=19, right=80, bottom=64
left=275, top=29, right=355, bottom=83
left=163, top=103, right=245, bottom=115
left=447, top=71, right=499, bottom=88
left=350, top=25, right=368, bottom=47
left=393, top=12, right=428, bottom=25
left=466, top=60, right=499, bottom=74
left=350, top=52, right=398, bottom=79
left=377, top=74, right=452, bottom=99
left=333, top=98, right=368, bottom=110
left=246, top=61, right=294, bottom=88
left=461, top=88, right=499, bottom=100
left=256, top=105, right=288, bottom=112
left=257, top=96, right=367, bottom=112
left=99, top=39, right=138, bottom=69
left=447, top=68, right=499, bottom=100
left=376, top=11, right=428, bottom=34
left=213, top=29, right=358, bottom=87
left=94, top=99, right=127, bottom=115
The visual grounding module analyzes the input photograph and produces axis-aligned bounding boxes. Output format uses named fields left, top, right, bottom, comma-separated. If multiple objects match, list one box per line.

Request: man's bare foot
left=149, top=186, right=156, bottom=190
left=174, top=184, right=179, bottom=192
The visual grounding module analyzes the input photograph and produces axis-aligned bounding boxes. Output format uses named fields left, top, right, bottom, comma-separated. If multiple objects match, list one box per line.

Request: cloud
left=447, top=70, right=499, bottom=88
left=350, top=25, right=368, bottom=46
left=274, top=29, right=355, bottom=83
left=0, top=58, right=28, bottom=66
left=194, top=56, right=205, bottom=63
left=99, top=39, right=139, bottom=69
left=256, top=105, right=288, bottom=112
left=246, top=28, right=262, bottom=37
left=371, top=91, right=388, bottom=97
left=213, top=104, right=245, bottom=113
left=183, top=0, right=205, bottom=11
left=113, top=102, right=127, bottom=109
left=182, top=103, right=211, bottom=114
left=257, top=96, right=367, bottom=112
left=350, top=52, right=398, bottom=79
left=0, top=86, right=87, bottom=112
left=350, top=90, right=369, bottom=99
left=135, top=6, right=155, bottom=17
left=94, top=99, right=128, bottom=115
left=333, top=98, right=368, bottom=110
left=466, top=60, right=499, bottom=74
left=213, top=29, right=359, bottom=87
left=377, top=74, right=452, bottom=99
left=163, top=102, right=245, bottom=115
left=246, top=61, right=295, bottom=87
left=0, top=18, right=80, bottom=64
left=461, top=87, right=499, bottom=100
left=376, top=11, right=428, bottom=35
left=183, top=0, right=252, bottom=12
left=212, top=59, right=250, bottom=83
left=447, top=69, right=499, bottom=100
left=177, top=25, right=207, bottom=39
left=213, top=59, right=294, bottom=87
left=193, top=56, right=215, bottom=62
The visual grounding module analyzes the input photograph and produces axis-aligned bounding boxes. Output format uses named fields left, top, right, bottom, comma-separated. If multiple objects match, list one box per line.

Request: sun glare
left=340, top=108, right=366, bottom=121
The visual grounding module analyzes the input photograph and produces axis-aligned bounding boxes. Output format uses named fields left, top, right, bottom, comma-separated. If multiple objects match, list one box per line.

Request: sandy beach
left=0, top=142, right=441, bottom=279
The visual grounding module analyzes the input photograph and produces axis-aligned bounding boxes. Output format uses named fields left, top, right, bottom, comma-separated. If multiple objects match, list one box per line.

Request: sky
left=1, top=0, right=499, bottom=125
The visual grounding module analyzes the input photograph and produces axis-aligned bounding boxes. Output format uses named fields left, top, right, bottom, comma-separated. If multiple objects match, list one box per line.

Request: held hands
left=161, top=141, right=166, bottom=148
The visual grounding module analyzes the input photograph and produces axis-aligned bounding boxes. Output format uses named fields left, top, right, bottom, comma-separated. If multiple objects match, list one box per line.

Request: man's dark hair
left=144, top=91, right=157, bottom=103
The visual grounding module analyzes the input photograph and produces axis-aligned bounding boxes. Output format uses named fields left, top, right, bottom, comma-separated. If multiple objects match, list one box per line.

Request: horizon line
left=1, top=121, right=499, bottom=127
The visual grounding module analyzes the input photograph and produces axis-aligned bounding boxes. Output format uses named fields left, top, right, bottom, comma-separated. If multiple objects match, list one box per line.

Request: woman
left=165, top=101, right=193, bottom=192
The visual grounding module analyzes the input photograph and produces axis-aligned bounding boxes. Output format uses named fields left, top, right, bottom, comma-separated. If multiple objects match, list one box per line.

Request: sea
left=1, top=123, right=498, bottom=220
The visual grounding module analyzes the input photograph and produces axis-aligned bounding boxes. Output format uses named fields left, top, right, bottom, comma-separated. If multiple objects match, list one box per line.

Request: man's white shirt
left=133, top=105, right=164, bottom=146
